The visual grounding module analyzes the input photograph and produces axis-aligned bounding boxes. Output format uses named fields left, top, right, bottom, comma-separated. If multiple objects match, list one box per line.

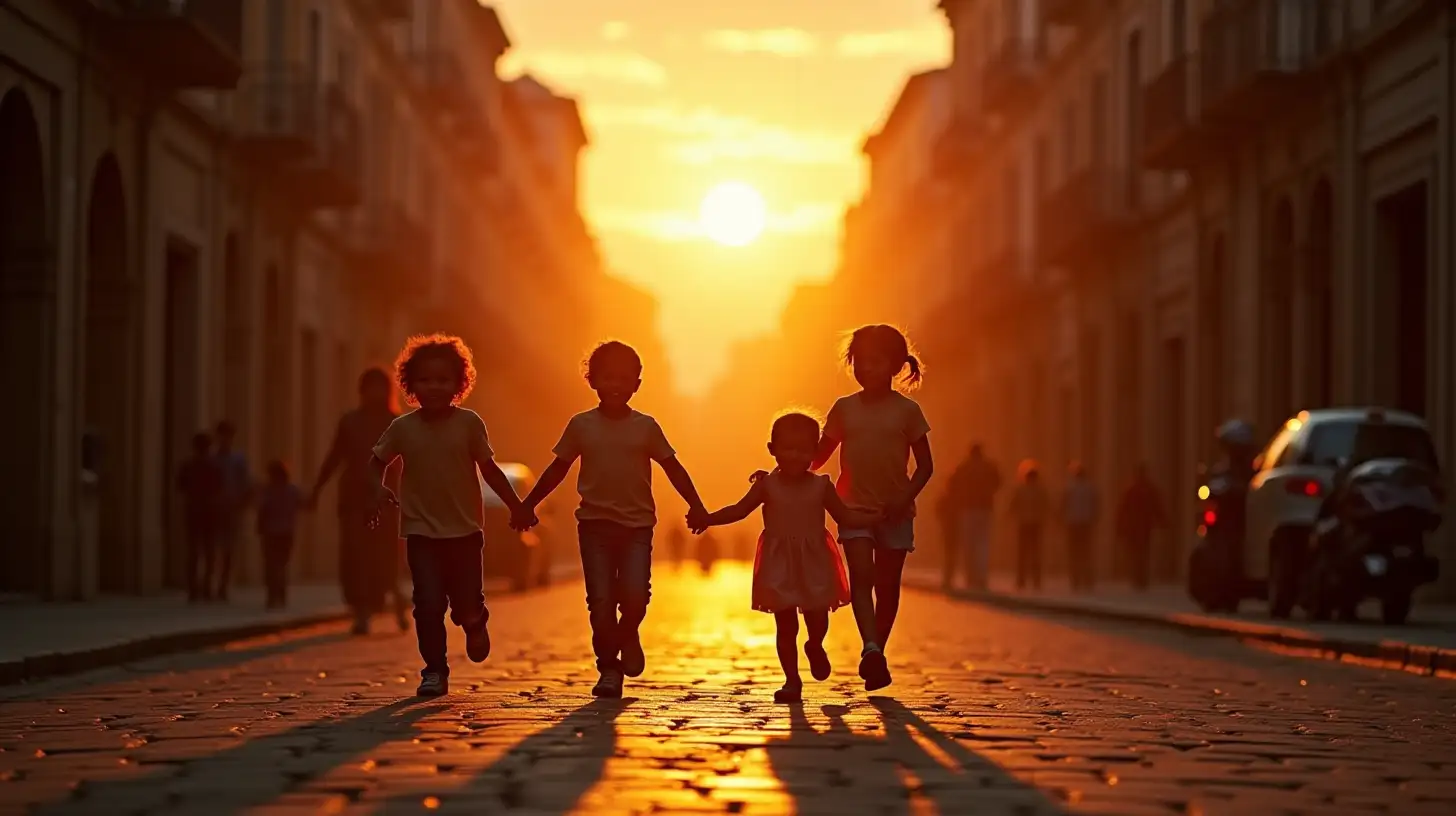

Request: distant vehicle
left=481, top=463, right=554, bottom=591
left=1187, top=464, right=1248, bottom=613
left=1243, top=408, right=1440, bottom=618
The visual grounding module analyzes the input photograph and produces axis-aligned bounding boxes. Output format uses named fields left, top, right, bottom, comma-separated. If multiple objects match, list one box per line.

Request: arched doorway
left=84, top=153, right=134, bottom=593
left=0, top=88, right=51, bottom=595
left=1304, top=179, right=1334, bottom=408
left=1262, top=197, right=1295, bottom=430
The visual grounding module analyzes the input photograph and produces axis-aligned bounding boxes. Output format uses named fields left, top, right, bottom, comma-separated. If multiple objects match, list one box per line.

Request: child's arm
left=884, top=435, right=934, bottom=521
left=700, top=480, right=766, bottom=531
left=825, top=488, right=883, bottom=530
left=309, top=419, right=347, bottom=506
left=811, top=434, right=840, bottom=472
left=659, top=456, right=709, bottom=524
left=520, top=456, right=573, bottom=513
left=479, top=458, right=525, bottom=514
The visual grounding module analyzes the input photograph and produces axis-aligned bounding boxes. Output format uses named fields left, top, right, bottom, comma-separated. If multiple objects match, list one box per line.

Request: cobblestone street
left=4, top=564, right=1456, bottom=815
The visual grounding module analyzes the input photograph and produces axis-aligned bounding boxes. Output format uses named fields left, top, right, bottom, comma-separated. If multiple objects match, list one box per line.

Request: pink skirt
left=751, top=530, right=852, bottom=613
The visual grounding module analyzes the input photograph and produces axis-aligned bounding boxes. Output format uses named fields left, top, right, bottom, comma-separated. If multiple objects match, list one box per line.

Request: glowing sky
left=491, top=0, right=950, bottom=394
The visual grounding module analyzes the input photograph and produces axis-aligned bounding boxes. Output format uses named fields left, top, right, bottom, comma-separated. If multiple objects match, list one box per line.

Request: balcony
left=1198, top=0, right=1342, bottom=123
left=364, top=0, right=410, bottom=22
left=1141, top=55, right=1204, bottom=170
left=411, top=51, right=470, bottom=113
left=352, top=203, right=430, bottom=296
left=235, top=70, right=363, bottom=209
left=981, top=36, right=1042, bottom=115
left=1042, top=0, right=1089, bottom=26
left=1038, top=166, right=1138, bottom=268
left=103, top=0, right=242, bottom=89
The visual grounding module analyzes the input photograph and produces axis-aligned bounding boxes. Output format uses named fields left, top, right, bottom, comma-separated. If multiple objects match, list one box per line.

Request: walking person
left=213, top=421, right=252, bottom=603
left=694, top=412, right=874, bottom=702
left=1115, top=462, right=1167, bottom=591
left=1008, top=460, right=1050, bottom=591
left=256, top=460, right=305, bottom=608
left=942, top=443, right=1001, bottom=591
left=515, top=340, right=710, bottom=699
left=176, top=432, right=224, bottom=603
left=311, top=367, right=410, bottom=635
left=369, top=334, right=527, bottom=697
left=1061, top=461, right=1099, bottom=592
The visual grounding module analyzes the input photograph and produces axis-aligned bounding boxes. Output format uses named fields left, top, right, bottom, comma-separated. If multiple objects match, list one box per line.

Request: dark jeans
left=1016, top=523, right=1043, bottom=591
left=406, top=532, right=487, bottom=677
left=184, top=519, right=217, bottom=601
left=578, top=520, right=654, bottom=672
left=1066, top=523, right=1094, bottom=591
left=261, top=533, right=294, bottom=605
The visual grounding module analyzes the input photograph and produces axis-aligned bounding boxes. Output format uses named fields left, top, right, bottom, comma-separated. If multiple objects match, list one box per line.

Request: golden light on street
left=699, top=181, right=767, bottom=247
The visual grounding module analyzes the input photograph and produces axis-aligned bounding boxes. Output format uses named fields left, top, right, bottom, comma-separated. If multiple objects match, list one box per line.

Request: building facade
left=0, top=0, right=608, bottom=600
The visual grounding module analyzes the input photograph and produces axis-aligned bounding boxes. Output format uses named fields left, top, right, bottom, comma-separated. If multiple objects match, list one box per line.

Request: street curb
left=0, top=569, right=587, bottom=688
left=908, top=579, right=1456, bottom=677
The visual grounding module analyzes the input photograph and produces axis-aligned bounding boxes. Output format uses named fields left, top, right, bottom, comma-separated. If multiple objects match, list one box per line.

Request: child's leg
left=802, top=609, right=831, bottom=681
left=773, top=610, right=801, bottom=687
left=840, top=539, right=878, bottom=649
left=614, top=527, right=653, bottom=641
left=260, top=536, right=278, bottom=604
left=578, top=522, right=623, bottom=673
left=404, top=537, right=450, bottom=677
left=872, top=549, right=909, bottom=651
left=443, top=532, right=489, bottom=661
left=276, top=534, right=296, bottom=604
left=185, top=527, right=204, bottom=600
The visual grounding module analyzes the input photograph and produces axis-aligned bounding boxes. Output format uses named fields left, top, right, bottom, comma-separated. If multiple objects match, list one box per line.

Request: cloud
left=835, top=26, right=948, bottom=59
left=498, top=50, right=666, bottom=87
left=703, top=28, right=820, bottom=57
left=601, top=21, right=631, bottom=42
left=587, top=104, right=855, bottom=165
left=593, top=203, right=839, bottom=242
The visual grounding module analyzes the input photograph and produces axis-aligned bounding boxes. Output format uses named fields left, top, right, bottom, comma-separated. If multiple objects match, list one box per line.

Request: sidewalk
left=905, top=569, right=1456, bottom=676
left=0, top=563, right=583, bottom=686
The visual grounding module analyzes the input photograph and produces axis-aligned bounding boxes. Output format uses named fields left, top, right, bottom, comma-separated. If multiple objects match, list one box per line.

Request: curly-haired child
left=516, top=340, right=709, bottom=699
left=368, top=333, right=527, bottom=697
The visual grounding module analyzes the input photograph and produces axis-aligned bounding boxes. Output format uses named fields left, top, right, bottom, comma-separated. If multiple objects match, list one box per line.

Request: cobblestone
left=3, top=563, right=1456, bottom=814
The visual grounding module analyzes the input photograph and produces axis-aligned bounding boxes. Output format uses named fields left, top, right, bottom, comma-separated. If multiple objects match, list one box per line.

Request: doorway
left=1374, top=182, right=1429, bottom=416
left=162, top=240, right=202, bottom=588
left=1161, top=336, right=1187, bottom=582
left=85, top=154, right=135, bottom=593
left=0, top=88, right=51, bottom=595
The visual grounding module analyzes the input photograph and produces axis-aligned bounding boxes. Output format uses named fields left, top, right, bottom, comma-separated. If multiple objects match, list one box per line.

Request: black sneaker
left=858, top=647, right=892, bottom=692
left=773, top=683, right=803, bottom=703
left=805, top=641, right=832, bottom=681
left=417, top=671, right=448, bottom=697
left=591, top=669, right=624, bottom=698
left=465, top=617, right=491, bottom=663
left=619, top=629, right=645, bottom=678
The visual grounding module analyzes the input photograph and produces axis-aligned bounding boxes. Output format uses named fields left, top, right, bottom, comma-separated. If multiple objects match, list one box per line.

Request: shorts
left=838, top=517, right=915, bottom=552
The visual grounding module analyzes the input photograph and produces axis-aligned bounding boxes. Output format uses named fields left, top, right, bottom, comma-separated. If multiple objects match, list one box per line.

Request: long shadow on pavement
left=376, top=697, right=633, bottom=815
left=28, top=699, right=444, bottom=815
left=767, top=701, right=1066, bottom=816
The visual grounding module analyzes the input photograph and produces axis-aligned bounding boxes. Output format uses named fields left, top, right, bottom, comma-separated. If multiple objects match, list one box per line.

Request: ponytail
left=900, top=353, right=924, bottom=390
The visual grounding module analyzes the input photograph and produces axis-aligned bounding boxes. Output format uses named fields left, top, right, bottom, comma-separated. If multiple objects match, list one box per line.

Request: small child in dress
left=255, top=460, right=305, bottom=609
left=696, top=412, right=880, bottom=703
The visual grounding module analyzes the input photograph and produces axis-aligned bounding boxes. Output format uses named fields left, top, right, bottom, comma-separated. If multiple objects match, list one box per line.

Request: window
left=266, top=0, right=286, bottom=67
left=306, top=10, right=322, bottom=87
left=1091, top=72, right=1108, bottom=165
left=1125, top=30, right=1143, bottom=163
left=1305, top=421, right=1440, bottom=470
left=1170, top=0, right=1187, bottom=59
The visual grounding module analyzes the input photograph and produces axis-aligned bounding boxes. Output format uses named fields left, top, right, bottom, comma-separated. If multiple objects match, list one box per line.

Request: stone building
left=0, top=0, right=608, bottom=600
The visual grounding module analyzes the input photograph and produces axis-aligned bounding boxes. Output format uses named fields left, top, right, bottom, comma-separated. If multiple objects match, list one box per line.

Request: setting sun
left=699, top=182, right=767, bottom=247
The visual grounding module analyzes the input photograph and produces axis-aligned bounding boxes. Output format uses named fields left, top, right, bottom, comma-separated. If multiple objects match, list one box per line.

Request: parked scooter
left=1303, top=458, right=1442, bottom=625
left=1188, top=464, right=1248, bottom=613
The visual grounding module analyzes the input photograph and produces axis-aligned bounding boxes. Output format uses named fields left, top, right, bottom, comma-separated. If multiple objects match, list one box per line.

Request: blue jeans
left=578, top=520, right=654, bottom=672
left=406, top=531, right=486, bottom=677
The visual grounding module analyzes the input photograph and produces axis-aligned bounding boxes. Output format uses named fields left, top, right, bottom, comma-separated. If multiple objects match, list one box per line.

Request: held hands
left=366, top=485, right=398, bottom=530
left=510, top=504, right=540, bottom=532
left=686, top=505, right=711, bottom=535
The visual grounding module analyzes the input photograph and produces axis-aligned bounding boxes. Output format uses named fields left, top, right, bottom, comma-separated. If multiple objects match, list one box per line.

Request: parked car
left=480, top=463, right=554, bottom=591
left=1243, top=407, right=1440, bottom=618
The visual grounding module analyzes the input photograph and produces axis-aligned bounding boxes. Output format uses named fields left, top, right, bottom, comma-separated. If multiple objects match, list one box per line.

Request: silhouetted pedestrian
left=176, top=432, right=223, bottom=603
left=256, top=460, right=305, bottom=608
left=1061, top=461, right=1099, bottom=591
left=1008, top=460, right=1049, bottom=591
left=213, top=420, right=252, bottom=602
left=942, top=443, right=1002, bottom=591
left=1116, top=463, right=1167, bottom=590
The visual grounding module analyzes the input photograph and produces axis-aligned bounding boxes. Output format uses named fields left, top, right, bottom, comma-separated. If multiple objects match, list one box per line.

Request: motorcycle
left=1187, top=465, right=1248, bottom=613
left=1303, top=458, right=1442, bottom=625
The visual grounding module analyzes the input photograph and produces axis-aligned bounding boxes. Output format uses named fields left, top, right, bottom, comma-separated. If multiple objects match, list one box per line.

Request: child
left=695, top=412, right=877, bottom=702
left=515, top=340, right=709, bottom=699
left=214, top=420, right=252, bottom=602
left=369, top=334, right=528, bottom=697
left=813, top=324, right=933, bottom=692
left=1009, top=460, right=1051, bottom=591
left=256, top=460, right=305, bottom=608
left=176, top=432, right=224, bottom=603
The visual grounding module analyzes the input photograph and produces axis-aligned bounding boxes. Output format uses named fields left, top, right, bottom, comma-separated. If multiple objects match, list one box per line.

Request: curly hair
left=394, top=333, right=476, bottom=406
left=770, top=409, right=821, bottom=447
left=583, top=339, right=643, bottom=380
left=841, top=323, right=924, bottom=390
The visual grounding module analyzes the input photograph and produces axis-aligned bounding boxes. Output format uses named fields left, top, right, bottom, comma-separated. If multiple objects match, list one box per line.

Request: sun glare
left=699, top=182, right=767, bottom=247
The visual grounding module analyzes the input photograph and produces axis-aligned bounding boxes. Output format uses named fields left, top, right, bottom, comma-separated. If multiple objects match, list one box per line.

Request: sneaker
left=858, top=647, right=892, bottom=692
left=465, top=617, right=491, bottom=663
left=773, top=683, right=803, bottom=704
left=416, top=671, right=448, bottom=697
left=591, top=669, right=624, bottom=698
left=619, top=628, right=646, bottom=678
left=805, top=641, right=832, bottom=682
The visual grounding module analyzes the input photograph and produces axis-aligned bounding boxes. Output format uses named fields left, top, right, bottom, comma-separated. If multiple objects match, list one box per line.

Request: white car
left=1244, top=407, right=1440, bottom=617
left=479, top=463, right=554, bottom=591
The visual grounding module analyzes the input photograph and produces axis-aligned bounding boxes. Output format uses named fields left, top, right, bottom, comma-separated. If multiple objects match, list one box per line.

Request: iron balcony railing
left=1199, top=0, right=1342, bottom=117
left=1141, top=54, right=1198, bottom=169
left=106, top=0, right=243, bottom=88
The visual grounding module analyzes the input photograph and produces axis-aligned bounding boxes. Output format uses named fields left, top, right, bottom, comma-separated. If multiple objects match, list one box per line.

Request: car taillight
left=1202, top=508, right=1217, bottom=526
left=1286, top=478, right=1323, bottom=498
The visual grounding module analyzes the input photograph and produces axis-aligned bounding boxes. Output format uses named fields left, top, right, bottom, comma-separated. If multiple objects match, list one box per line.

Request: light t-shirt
left=372, top=407, right=493, bottom=539
left=553, top=408, right=675, bottom=529
left=823, top=391, right=931, bottom=516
